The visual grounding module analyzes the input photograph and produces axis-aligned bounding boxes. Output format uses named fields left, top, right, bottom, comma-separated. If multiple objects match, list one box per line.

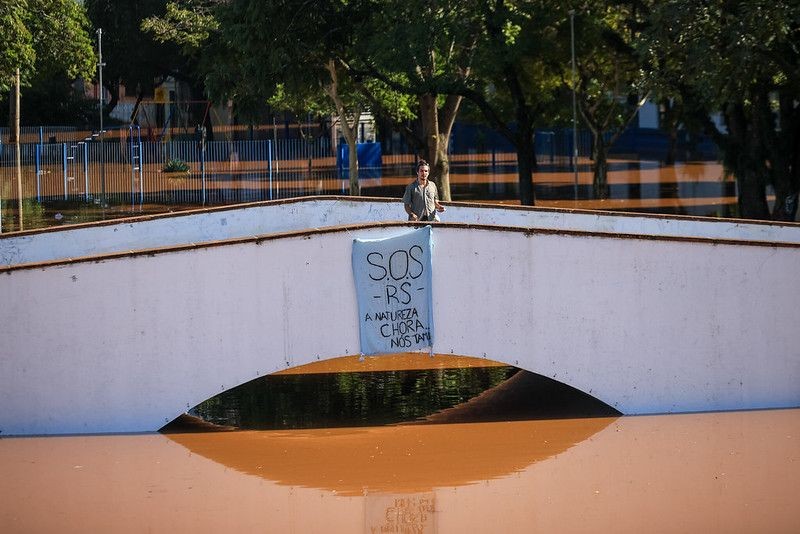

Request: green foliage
left=0, top=0, right=95, bottom=91
left=0, top=197, right=46, bottom=233
left=553, top=2, right=652, bottom=197
left=0, top=72, right=96, bottom=126
left=0, top=0, right=35, bottom=91
left=640, top=0, right=800, bottom=219
left=203, top=0, right=354, bottom=117
left=162, top=158, right=190, bottom=172
left=141, top=1, right=219, bottom=52
left=85, top=0, right=190, bottom=115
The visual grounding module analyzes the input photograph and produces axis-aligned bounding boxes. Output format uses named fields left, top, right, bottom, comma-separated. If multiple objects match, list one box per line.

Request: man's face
left=417, top=165, right=430, bottom=185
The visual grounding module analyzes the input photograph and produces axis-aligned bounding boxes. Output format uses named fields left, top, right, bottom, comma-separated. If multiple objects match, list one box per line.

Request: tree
left=1, top=0, right=94, bottom=229
left=0, top=1, right=34, bottom=94
left=346, top=0, right=484, bottom=201
left=443, top=0, right=565, bottom=206
left=565, top=3, right=650, bottom=199
left=85, top=0, right=184, bottom=119
left=1, top=0, right=95, bottom=134
left=642, top=0, right=800, bottom=220
left=146, top=0, right=376, bottom=194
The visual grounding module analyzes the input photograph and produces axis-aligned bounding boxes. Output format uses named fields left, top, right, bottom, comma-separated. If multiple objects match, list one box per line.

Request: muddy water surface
left=2, top=160, right=741, bottom=232
left=1, top=409, right=797, bottom=533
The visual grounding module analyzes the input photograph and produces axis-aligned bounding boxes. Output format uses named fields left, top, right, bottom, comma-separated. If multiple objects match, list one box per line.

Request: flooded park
left=1, top=143, right=737, bottom=231
left=1, top=150, right=798, bottom=533
left=3, top=0, right=799, bottom=530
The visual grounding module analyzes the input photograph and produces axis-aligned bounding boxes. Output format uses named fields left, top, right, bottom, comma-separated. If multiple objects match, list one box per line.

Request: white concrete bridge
left=1, top=197, right=799, bottom=435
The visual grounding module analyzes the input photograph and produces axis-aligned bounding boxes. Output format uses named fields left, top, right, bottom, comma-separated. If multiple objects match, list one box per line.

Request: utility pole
left=570, top=10, right=579, bottom=200
left=97, top=28, right=106, bottom=205
left=14, top=68, right=23, bottom=230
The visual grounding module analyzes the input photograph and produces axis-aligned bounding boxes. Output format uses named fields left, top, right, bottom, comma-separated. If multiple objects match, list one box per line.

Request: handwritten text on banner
left=352, top=226, right=434, bottom=356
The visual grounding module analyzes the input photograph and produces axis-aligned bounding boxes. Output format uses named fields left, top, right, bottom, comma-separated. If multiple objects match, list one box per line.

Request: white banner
left=352, top=226, right=434, bottom=356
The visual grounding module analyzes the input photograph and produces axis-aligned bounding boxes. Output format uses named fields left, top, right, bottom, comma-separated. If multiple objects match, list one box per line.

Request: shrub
left=162, top=158, right=190, bottom=173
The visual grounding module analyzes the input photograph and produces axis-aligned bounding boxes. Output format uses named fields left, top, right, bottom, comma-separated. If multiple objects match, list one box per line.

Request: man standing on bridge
left=403, top=159, right=446, bottom=222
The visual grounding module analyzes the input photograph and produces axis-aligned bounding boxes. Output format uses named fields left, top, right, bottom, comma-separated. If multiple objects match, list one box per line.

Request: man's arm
left=402, top=184, right=419, bottom=220
left=433, top=185, right=445, bottom=212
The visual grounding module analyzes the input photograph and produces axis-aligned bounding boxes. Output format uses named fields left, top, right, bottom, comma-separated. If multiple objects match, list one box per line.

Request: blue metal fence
left=0, top=131, right=589, bottom=208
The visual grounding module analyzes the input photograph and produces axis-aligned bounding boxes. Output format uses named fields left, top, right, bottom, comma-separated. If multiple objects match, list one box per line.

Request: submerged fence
left=0, top=137, right=344, bottom=206
left=0, top=128, right=590, bottom=207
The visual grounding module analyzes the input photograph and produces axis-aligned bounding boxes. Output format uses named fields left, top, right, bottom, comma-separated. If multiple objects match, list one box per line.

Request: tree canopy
left=5, top=0, right=799, bottom=219
left=1, top=0, right=95, bottom=127
left=1, top=0, right=95, bottom=90
left=641, top=0, right=800, bottom=219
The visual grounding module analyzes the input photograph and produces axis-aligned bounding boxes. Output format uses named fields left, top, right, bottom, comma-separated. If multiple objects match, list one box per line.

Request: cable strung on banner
left=352, top=226, right=434, bottom=356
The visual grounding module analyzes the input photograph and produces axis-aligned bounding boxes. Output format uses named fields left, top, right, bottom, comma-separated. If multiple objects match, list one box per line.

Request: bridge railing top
left=2, top=196, right=800, bottom=270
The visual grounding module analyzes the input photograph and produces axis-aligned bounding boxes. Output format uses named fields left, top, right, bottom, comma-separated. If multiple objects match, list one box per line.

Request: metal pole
left=138, top=135, right=143, bottom=205
left=97, top=28, right=106, bottom=205
left=14, top=68, right=23, bottom=230
left=35, top=143, right=41, bottom=202
left=201, top=131, right=206, bottom=205
left=272, top=115, right=279, bottom=173
left=268, top=139, right=273, bottom=200
left=570, top=10, right=579, bottom=200
left=63, top=143, right=68, bottom=200
left=130, top=127, right=135, bottom=207
left=83, top=142, right=89, bottom=202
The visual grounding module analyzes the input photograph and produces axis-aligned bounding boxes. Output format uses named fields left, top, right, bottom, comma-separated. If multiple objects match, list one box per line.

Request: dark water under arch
left=163, top=365, right=620, bottom=432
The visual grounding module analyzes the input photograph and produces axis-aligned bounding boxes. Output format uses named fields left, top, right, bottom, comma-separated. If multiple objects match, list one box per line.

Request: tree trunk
left=433, top=141, right=451, bottom=201
left=660, top=98, right=679, bottom=165
left=736, top=170, right=770, bottom=219
left=323, top=60, right=361, bottom=195
left=516, top=145, right=535, bottom=206
left=772, top=182, right=799, bottom=221
left=592, top=132, right=609, bottom=199
left=512, top=97, right=535, bottom=205
left=666, top=125, right=678, bottom=165
left=347, top=139, right=360, bottom=196
left=513, top=119, right=536, bottom=205
left=767, top=92, right=800, bottom=221
left=722, top=102, right=772, bottom=219
left=104, top=80, right=119, bottom=119
left=432, top=95, right=463, bottom=202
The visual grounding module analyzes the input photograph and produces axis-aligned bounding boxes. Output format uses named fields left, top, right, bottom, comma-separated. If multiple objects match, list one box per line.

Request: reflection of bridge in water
left=1, top=197, right=798, bottom=436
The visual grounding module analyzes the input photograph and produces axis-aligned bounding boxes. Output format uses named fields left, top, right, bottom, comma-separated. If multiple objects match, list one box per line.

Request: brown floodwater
left=2, top=160, right=742, bottom=232
left=1, top=408, right=797, bottom=533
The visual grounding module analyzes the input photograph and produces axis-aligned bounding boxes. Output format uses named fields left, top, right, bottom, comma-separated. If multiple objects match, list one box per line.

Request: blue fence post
left=35, top=143, right=41, bottom=202
left=268, top=139, right=273, bottom=201
left=83, top=143, right=89, bottom=202
left=338, top=144, right=344, bottom=180
left=201, top=138, right=206, bottom=205
left=62, top=143, right=68, bottom=200
left=138, top=136, right=144, bottom=205
left=341, top=143, right=346, bottom=194
left=128, top=127, right=137, bottom=205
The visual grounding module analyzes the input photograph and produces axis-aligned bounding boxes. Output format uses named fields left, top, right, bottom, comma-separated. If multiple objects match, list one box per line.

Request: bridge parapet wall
left=2, top=196, right=800, bottom=268
left=1, top=222, right=798, bottom=435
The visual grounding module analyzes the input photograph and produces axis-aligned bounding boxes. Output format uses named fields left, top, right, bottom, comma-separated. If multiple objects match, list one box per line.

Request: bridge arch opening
left=161, top=353, right=620, bottom=433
